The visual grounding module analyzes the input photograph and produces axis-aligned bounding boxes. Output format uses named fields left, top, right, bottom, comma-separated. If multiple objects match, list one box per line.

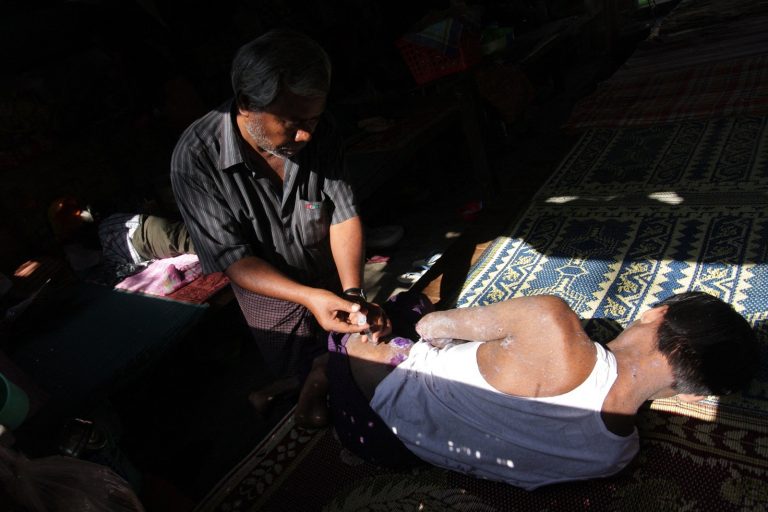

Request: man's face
left=241, top=90, right=326, bottom=159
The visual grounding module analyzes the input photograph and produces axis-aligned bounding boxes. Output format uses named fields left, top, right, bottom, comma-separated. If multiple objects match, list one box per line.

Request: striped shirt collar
left=218, top=100, right=247, bottom=172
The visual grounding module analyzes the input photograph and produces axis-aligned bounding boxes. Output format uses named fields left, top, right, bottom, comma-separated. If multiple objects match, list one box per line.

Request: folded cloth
left=114, top=254, right=202, bottom=296
left=167, top=272, right=230, bottom=304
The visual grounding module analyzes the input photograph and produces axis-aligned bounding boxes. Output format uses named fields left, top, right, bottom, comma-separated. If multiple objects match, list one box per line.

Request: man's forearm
left=225, top=254, right=368, bottom=336
left=225, top=256, right=315, bottom=307
left=330, top=215, right=365, bottom=291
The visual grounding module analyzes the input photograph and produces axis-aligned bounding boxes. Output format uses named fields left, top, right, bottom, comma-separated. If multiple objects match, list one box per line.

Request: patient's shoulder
left=509, top=294, right=576, bottom=317
left=518, top=295, right=582, bottom=335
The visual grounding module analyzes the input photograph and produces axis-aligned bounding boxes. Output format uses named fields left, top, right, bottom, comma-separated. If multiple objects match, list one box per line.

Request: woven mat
left=654, top=0, right=768, bottom=38
left=565, top=9, right=768, bottom=129
left=566, top=52, right=768, bottom=129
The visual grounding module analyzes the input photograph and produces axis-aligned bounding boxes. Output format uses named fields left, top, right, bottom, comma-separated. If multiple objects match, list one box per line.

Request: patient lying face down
left=327, top=292, right=758, bottom=490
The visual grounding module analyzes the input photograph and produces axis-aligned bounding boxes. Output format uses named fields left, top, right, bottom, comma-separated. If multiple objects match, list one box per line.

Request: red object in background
left=458, top=200, right=483, bottom=221
left=396, top=33, right=481, bottom=85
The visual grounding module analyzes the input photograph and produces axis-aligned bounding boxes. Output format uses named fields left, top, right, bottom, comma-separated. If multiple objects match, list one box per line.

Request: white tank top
left=370, top=340, right=639, bottom=490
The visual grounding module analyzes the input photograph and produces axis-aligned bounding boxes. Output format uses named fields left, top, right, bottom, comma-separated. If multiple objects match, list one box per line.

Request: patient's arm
left=346, top=334, right=415, bottom=401
left=415, top=295, right=571, bottom=345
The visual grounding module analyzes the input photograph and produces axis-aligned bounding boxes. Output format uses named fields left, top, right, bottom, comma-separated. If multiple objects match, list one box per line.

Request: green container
left=0, top=372, right=30, bottom=430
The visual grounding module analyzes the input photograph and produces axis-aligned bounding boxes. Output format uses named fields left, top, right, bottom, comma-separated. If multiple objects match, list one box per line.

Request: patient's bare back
left=417, top=296, right=597, bottom=398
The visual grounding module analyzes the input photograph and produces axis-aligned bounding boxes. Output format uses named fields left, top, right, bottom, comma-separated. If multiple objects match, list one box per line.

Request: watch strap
left=342, top=287, right=366, bottom=301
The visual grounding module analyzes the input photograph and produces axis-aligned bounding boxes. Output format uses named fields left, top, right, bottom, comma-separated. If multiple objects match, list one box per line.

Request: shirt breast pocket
left=297, top=200, right=330, bottom=248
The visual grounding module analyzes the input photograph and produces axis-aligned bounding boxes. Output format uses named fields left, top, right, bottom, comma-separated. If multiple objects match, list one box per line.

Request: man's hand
left=305, top=289, right=392, bottom=342
left=356, top=301, right=392, bottom=344
left=305, top=289, right=371, bottom=334
left=340, top=291, right=392, bottom=344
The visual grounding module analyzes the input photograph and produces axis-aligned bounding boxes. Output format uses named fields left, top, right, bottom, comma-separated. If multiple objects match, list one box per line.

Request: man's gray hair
left=231, top=29, right=332, bottom=112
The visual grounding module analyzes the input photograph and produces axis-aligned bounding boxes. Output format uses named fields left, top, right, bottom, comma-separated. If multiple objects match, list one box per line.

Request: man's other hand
left=357, top=301, right=392, bottom=344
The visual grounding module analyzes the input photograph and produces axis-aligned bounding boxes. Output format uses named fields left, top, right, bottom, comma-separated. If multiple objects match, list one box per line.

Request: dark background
left=0, top=0, right=645, bottom=273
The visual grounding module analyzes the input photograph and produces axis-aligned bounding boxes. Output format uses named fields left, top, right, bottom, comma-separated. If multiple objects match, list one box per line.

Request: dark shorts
left=327, top=292, right=433, bottom=467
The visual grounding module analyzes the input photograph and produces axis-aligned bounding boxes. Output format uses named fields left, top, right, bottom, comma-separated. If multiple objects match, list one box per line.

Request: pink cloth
left=114, top=254, right=202, bottom=296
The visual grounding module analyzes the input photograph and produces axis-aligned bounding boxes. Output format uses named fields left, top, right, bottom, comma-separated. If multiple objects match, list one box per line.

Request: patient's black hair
left=654, top=291, right=759, bottom=395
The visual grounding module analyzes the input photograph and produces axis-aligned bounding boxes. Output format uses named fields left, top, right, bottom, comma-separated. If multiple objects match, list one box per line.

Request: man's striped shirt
left=170, top=101, right=358, bottom=285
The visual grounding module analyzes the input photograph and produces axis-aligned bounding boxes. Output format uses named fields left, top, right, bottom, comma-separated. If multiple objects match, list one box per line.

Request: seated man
left=327, top=292, right=758, bottom=490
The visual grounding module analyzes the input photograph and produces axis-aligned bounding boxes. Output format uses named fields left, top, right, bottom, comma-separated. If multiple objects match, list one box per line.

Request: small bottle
left=356, top=313, right=375, bottom=343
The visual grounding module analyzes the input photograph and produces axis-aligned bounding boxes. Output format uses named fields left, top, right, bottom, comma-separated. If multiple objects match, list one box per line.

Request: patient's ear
left=676, top=393, right=706, bottom=403
left=641, top=305, right=668, bottom=324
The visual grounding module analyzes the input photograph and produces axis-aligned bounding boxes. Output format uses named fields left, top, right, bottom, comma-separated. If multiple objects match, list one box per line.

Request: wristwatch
left=342, top=287, right=367, bottom=302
